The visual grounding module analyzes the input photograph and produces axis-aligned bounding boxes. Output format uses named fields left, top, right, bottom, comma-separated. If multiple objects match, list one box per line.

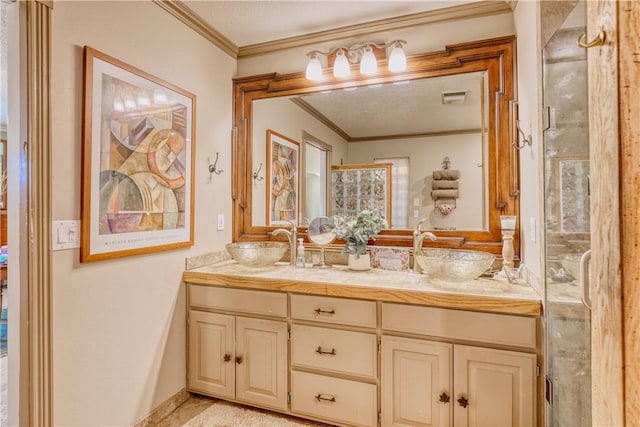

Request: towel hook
left=511, top=101, right=532, bottom=150
left=513, top=120, right=532, bottom=150
left=208, top=152, right=224, bottom=176
left=253, top=162, right=264, bottom=182
left=441, top=156, right=451, bottom=170
left=577, top=30, right=605, bottom=49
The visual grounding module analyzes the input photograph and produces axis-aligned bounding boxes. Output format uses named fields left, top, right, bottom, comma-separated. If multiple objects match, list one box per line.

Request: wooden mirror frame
left=232, top=35, right=519, bottom=257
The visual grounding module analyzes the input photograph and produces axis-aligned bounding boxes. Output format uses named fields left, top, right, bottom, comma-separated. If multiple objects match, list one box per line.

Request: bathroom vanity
left=183, top=262, right=541, bottom=427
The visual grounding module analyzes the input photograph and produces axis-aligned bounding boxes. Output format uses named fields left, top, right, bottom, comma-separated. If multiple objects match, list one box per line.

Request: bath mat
left=182, top=401, right=315, bottom=427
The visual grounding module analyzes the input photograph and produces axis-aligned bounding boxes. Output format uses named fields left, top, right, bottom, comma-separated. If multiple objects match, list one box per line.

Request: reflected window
left=375, top=157, right=409, bottom=228
left=303, top=132, right=331, bottom=223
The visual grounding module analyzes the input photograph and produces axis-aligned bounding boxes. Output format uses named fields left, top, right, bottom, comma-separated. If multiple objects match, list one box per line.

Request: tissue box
left=369, top=246, right=410, bottom=271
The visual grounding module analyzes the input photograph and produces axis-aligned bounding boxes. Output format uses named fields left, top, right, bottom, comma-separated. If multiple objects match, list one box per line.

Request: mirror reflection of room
left=251, top=72, right=489, bottom=231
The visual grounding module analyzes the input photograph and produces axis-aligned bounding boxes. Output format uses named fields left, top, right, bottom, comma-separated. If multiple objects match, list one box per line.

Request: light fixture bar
left=304, top=39, right=407, bottom=80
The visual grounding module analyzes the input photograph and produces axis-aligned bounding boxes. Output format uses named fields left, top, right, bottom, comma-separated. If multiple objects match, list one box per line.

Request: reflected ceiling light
left=112, top=96, right=125, bottom=113
left=136, top=90, right=151, bottom=108
left=304, top=40, right=407, bottom=81
left=123, top=94, right=136, bottom=111
left=153, top=89, right=168, bottom=104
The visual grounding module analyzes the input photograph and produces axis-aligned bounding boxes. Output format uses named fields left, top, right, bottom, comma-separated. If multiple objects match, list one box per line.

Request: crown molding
left=506, top=1, right=518, bottom=11
left=153, top=0, right=238, bottom=58
left=237, top=1, right=513, bottom=59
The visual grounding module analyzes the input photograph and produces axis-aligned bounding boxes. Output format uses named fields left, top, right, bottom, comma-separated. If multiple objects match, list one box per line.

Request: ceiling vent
left=441, top=90, right=468, bottom=104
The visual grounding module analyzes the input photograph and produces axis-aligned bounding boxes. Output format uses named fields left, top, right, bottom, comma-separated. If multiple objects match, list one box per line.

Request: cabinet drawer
left=291, top=371, right=377, bottom=427
left=291, top=325, right=377, bottom=379
left=189, top=285, right=286, bottom=318
left=290, top=294, right=376, bottom=328
left=382, top=303, right=536, bottom=349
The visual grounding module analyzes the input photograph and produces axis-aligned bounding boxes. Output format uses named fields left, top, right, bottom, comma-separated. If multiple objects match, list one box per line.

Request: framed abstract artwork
left=266, top=129, right=299, bottom=226
left=81, top=47, right=196, bottom=262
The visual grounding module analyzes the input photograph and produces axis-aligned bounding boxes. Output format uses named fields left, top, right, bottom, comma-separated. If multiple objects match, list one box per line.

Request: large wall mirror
left=232, top=36, right=519, bottom=256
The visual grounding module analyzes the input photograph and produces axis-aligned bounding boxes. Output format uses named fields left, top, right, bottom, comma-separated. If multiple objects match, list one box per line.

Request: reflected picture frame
left=266, top=129, right=300, bottom=226
left=81, top=46, right=196, bottom=262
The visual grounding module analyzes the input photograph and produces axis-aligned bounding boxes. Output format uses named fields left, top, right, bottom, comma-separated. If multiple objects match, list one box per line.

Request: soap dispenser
left=295, top=238, right=306, bottom=268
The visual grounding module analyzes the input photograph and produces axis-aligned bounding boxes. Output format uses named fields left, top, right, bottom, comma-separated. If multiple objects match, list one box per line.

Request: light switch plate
left=52, top=220, right=80, bottom=250
left=217, top=213, right=225, bottom=231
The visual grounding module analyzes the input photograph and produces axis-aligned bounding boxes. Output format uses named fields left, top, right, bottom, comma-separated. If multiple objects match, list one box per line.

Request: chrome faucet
left=271, top=220, right=297, bottom=266
left=413, top=218, right=437, bottom=273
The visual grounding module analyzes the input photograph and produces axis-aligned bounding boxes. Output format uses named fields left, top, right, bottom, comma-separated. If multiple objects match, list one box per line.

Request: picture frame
left=266, top=129, right=299, bottom=226
left=81, top=46, right=196, bottom=262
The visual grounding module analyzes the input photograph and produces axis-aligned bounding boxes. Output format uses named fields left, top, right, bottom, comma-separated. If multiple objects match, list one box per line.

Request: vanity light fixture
left=305, top=40, right=407, bottom=81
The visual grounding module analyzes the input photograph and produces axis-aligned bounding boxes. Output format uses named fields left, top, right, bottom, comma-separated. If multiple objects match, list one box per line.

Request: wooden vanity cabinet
left=289, top=294, right=378, bottom=427
left=381, top=303, right=537, bottom=427
left=186, top=283, right=539, bottom=427
left=187, top=285, right=288, bottom=411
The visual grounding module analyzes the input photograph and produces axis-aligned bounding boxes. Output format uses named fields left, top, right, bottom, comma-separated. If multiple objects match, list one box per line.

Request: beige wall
left=51, top=1, right=235, bottom=425
left=252, top=96, right=348, bottom=226
left=513, top=1, right=544, bottom=287
left=237, top=13, right=516, bottom=76
left=347, top=134, right=485, bottom=230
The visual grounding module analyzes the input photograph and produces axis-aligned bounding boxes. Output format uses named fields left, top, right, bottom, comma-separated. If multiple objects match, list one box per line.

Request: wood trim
left=26, top=0, right=52, bottom=425
left=232, top=36, right=518, bottom=257
left=152, top=0, right=238, bottom=59
left=619, top=1, right=640, bottom=424
left=587, top=1, right=624, bottom=426
left=237, top=1, right=513, bottom=59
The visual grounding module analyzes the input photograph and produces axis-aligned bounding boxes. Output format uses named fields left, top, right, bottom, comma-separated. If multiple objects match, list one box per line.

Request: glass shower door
left=543, top=1, right=592, bottom=426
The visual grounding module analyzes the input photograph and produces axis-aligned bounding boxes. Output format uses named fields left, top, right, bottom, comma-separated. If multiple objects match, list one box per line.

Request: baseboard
left=132, top=388, right=191, bottom=427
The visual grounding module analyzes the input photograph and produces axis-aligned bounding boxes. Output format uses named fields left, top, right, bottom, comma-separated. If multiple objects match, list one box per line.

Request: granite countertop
left=183, top=261, right=542, bottom=316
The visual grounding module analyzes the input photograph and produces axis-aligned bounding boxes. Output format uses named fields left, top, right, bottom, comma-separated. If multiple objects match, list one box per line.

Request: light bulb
left=136, top=91, right=151, bottom=108
left=333, top=50, right=351, bottom=78
left=305, top=54, right=322, bottom=81
left=123, top=94, right=136, bottom=111
left=153, top=89, right=168, bottom=104
left=359, top=47, right=378, bottom=75
left=112, top=96, right=124, bottom=113
left=388, top=43, right=407, bottom=72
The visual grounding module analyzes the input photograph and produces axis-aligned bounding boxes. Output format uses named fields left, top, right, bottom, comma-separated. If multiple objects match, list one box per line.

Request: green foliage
left=329, top=210, right=388, bottom=257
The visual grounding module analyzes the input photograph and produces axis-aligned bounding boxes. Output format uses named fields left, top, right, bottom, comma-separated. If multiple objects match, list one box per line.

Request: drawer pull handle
left=457, top=395, right=469, bottom=408
left=315, top=346, right=337, bottom=356
left=314, top=308, right=336, bottom=316
left=223, top=354, right=231, bottom=362
left=235, top=355, right=243, bottom=364
left=315, top=394, right=336, bottom=403
left=439, top=392, right=450, bottom=403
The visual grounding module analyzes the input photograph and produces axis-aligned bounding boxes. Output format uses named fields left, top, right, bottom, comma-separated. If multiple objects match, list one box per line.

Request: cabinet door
left=453, top=345, right=535, bottom=427
left=382, top=336, right=453, bottom=427
left=188, top=310, right=235, bottom=398
left=235, top=316, right=288, bottom=411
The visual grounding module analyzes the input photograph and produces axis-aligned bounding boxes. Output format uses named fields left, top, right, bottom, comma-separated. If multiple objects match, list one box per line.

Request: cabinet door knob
left=457, top=395, right=469, bottom=408
left=223, top=354, right=231, bottom=362
left=235, top=355, right=243, bottom=364
left=439, top=392, right=450, bottom=403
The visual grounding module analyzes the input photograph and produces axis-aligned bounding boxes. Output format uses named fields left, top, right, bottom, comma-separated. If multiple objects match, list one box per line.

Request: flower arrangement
left=329, top=209, right=388, bottom=258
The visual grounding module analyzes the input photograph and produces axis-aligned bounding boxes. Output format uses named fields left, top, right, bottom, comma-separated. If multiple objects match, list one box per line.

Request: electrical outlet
left=217, top=213, right=225, bottom=231
left=413, top=198, right=420, bottom=207
left=413, top=209, right=420, bottom=218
